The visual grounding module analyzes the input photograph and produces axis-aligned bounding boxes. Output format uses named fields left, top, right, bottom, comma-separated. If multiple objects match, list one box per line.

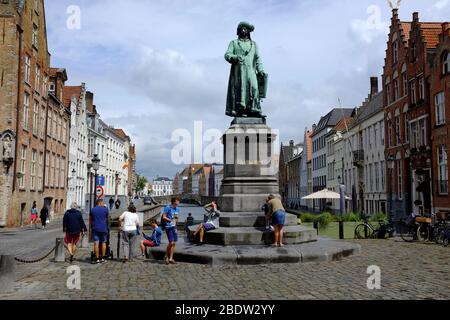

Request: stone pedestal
left=220, top=119, right=280, bottom=213
left=0, top=255, right=15, bottom=293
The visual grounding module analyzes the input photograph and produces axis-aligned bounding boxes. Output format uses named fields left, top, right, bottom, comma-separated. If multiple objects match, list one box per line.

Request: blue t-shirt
left=90, top=206, right=109, bottom=233
left=146, top=227, right=162, bottom=246
left=163, top=205, right=179, bottom=229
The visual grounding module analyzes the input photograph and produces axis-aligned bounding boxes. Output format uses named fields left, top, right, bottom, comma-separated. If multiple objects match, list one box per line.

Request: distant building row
left=280, top=10, right=450, bottom=219
left=0, top=1, right=137, bottom=226
left=173, top=164, right=224, bottom=197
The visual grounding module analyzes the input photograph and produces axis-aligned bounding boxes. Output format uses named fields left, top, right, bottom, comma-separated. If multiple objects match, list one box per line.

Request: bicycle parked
left=398, top=212, right=450, bottom=246
left=354, top=215, right=394, bottom=239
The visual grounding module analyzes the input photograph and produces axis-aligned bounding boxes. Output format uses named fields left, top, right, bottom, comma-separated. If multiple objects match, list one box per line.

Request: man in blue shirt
left=162, top=197, right=180, bottom=264
left=140, top=219, right=162, bottom=257
left=90, top=199, right=109, bottom=264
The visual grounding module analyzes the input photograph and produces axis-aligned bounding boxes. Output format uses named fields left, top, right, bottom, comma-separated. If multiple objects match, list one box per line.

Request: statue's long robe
left=225, top=39, right=264, bottom=117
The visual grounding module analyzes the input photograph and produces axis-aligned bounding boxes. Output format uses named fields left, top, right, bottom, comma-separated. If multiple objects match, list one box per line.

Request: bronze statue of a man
left=225, top=22, right=267, bottom=119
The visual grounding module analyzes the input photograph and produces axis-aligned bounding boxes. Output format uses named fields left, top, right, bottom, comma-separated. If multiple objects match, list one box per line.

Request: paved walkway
left=1, top=232, right=449, bottom=300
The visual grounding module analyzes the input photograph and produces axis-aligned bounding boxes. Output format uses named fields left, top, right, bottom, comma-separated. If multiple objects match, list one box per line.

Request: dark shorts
left=64, top=233, right=81, bottom=245
left=272, top=210, right=286, bottom=226
left=93, top=230, right=108, bottom=243
left=166, top=227, right=178, bottom=243
left=203, top=223, right=216, bottom=232
left=143, top=240, right=156, bottom=247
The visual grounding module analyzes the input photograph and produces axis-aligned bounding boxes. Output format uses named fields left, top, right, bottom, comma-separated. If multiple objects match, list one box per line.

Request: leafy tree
left=136, top=175, right=148, bottom=193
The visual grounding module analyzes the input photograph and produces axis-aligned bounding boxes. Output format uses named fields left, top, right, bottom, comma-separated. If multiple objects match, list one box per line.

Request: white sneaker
left=270, top=226, right=274, bottom=231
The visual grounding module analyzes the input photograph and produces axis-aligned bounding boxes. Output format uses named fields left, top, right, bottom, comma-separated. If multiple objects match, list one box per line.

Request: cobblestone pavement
left=1, top=232, right=449, bottom=300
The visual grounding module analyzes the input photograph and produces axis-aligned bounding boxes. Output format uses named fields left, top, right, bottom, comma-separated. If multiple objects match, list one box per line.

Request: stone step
left=187, top=225, right=317, bottom=246
left=147, top=238, right=361, bottom=266
left=219, top=212, right=298, bottom=227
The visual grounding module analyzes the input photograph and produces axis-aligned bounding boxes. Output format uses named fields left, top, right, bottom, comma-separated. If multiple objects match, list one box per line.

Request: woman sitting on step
left=193, top=201, right=221, bottom=245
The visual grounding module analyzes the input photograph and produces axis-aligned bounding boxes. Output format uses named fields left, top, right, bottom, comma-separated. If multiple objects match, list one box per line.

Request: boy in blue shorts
left=162, top=197, right=180, bottom=264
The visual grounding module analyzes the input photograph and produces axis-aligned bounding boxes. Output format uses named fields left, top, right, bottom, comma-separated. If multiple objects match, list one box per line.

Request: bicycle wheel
left=354, top=224, right=373, bottom=239
left=398, top=221, right=415, bottom=242
left=434, top=227, right=444, bottom=245
left=417, top=224, right=430, bottom=242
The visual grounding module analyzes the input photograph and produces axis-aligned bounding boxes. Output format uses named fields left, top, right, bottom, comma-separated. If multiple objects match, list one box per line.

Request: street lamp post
left=71, top=169, right=76, bottom=206
left=387, top=155, right=396, bottom=225
left=89, top=154, right=101, bottom=243
left=338, top=175, right=345, bottom=240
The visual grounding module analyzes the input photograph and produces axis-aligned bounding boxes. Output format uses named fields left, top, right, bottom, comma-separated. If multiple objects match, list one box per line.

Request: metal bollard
left=116, top=231, right=121, bottom=260
left=0, top=255, right=16, bottom=293
left=339, top=221, right=344, bottom=239
left=54, top=238, right=65, bottom=263
left=313, top=221, right=319, bottom=235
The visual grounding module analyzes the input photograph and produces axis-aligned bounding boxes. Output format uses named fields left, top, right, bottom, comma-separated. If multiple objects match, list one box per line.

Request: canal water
left=152, top=204, right=206, bottom=224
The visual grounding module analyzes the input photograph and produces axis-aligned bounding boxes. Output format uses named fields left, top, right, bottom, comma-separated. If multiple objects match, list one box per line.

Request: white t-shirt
left=120, top=211, right=139, bottom=232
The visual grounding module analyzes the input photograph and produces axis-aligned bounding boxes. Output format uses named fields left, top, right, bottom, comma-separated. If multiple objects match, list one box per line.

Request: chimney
left=392, top=9, right=398, bottom=19
left=370, top=77, right=379, bottom=98
left=86, top=91, right=94, bottom=111
left=413, top=12, right=419, bottom=23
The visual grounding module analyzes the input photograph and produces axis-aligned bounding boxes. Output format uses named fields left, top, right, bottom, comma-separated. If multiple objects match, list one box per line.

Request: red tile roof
left=334, top=117, right=354, bottom=133
left=114, top=128, right=129, bottom=140
left=63, top=86, right=82, bottom=107
left=420, top=23, right=444, bottom=48
left=400, top=22, right=411, bottom=43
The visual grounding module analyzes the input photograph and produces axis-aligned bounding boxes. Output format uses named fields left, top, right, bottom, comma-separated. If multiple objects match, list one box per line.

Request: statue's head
left=237, top=22, right=254, bottom=38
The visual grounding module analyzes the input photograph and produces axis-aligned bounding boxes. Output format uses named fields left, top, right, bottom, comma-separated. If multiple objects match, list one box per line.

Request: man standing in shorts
left=162, top=197, right=180, bottom=264
left=90, top=199, right=109, bottom=264
left=63, top=203, right=87, bottom=263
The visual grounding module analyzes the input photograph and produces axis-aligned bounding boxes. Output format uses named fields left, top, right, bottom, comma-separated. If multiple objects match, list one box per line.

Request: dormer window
left=412, top=44, right=417, bottom=62
left=49, top=82, right=55, bottom=93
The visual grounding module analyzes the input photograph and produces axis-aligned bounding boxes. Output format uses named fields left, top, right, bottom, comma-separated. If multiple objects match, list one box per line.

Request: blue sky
left=44, top=0, right=450, bottom=179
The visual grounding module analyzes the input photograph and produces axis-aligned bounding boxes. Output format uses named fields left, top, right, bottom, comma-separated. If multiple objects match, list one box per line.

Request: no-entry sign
left=96, top=186, right=104, bottom=199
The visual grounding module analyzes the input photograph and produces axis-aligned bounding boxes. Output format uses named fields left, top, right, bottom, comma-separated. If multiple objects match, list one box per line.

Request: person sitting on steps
left=193, top=201, right=221, bottom=245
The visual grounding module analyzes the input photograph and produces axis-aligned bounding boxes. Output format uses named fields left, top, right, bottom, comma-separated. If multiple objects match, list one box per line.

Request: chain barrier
left=14, top=244, right=58, bottom=264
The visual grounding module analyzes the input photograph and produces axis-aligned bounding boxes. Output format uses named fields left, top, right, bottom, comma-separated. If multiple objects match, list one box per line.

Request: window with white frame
left=40, top=106, right=45, bottom=139
left=45, top=151, right=50, bottom=187
left=51, top=154, right=55, bottom=187
left=418, top=76, right=425, bottom=101
left=42, top=74, right=48, bottom=97
left=419, top=118, right=426, bottom=147
left=19, top=145, right=27, bottom=189
left=404, top=113, right=409, bottom=143
left=393, top=40, right=399, bottom=64
left=386, top=83, right=391, bottom=105
left=443, top=52, right=449, bottom=75
left=411, top=80, right=417, bottom=104
left=62, top=119, right=67, bottom=144
left=25, top=55, right=31, bottom=83
left=55, top=155, right=60, bottom=188
left=395, top=115, right=401, bottom=145
left=410, top=121, right=418, bottom=148
left=52, top=112, right=57, bottom=138
left=435, top=92, right=445, bottom=126
left=23, top=93, right=29, bottom=130
left=35, top=65, right=40, bottom=92
left=32, top=24, right=38, bottom=48
left=438, top=145, right=448, bottom=194
left=394, top=79, right=399, bottom=101
left=60, top=157, right=65, bottom=188
left=381, top=161, right=386, bottom=191
left=402, top=72, right=408, bottom=96
left=397, top=159, right=403, bottom=200
left=38, top=152, right=43, bottom=191
left=381, top=121, right=385, bottom=145
left=30, top=149, right=36, bottom=190
left=57, top=115, right=62, bottom=142
left=33, top=101, right=38, bottom=136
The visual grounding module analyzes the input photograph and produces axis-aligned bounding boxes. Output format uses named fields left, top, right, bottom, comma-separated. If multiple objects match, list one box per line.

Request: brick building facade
left=383, top=10, right=445, bottom=219
left=0, top=0, right=53, bottom=226
left=430, top=23, right=450, bottom=213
